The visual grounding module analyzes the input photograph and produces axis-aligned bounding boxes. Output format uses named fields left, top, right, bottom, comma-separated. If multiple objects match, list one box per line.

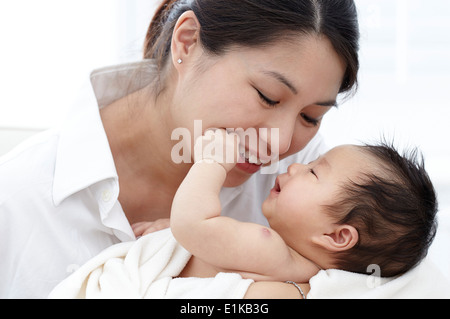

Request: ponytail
left=144, top=0, right=178, bottom=60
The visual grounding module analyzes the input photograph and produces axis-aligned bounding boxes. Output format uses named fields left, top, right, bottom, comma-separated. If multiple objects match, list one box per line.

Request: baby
left=134, top=130, right=438, bottom=283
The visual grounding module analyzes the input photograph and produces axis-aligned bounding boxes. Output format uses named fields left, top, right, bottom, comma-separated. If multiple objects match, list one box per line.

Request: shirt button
left=101, top=189, right=112, bottom=202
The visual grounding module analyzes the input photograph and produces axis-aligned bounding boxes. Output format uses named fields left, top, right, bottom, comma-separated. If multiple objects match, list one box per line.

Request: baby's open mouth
left=274, top=177, right=281, bottom=193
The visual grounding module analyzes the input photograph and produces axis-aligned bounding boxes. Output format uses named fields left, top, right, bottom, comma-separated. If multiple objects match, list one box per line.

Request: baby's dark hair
left=326, top=143, right=438, bottom=278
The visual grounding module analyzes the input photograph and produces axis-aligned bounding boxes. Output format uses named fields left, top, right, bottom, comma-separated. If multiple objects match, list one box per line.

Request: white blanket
left=308, top=258, right=450, bottom=299
left=49, top=229, right=253, bottom=299
left=50, top=228, right=450, bottom=299
left=307, top=211, right=450, bottom=299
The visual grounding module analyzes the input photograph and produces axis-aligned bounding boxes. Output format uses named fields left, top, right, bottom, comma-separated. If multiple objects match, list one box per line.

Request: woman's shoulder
left=0, top=129, right=59, bottom=169
left=0, top=129, right=59, bottom=201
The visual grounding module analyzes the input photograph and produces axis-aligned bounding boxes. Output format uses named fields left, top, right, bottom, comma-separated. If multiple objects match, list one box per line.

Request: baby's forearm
left=170, top=161, right=227, bottom=248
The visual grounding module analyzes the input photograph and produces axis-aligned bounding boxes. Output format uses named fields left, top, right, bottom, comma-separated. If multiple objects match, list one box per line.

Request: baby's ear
left=313, top=225, right=359, bottom=252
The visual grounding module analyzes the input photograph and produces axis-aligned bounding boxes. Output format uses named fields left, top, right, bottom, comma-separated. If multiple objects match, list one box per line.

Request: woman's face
left=170, top=35, right=346, bottom=187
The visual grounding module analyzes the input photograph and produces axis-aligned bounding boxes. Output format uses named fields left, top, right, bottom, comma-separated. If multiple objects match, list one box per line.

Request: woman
left=0, top=0, right=359, bottom=298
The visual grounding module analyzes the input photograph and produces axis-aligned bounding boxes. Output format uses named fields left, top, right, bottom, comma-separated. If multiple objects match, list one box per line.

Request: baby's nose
left=287, top=163, right=303, bottom=176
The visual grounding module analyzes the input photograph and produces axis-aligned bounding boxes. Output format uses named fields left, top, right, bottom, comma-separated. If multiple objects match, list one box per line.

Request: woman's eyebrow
left=316, top=100, right=338, bottom=108
left=262, top=70, right=298, bottom=95
left=261, top=69, right=338, bottom=108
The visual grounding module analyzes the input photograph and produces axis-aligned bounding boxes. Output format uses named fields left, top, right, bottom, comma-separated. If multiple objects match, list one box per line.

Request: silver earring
left=177, top=58, right=183, bottom=64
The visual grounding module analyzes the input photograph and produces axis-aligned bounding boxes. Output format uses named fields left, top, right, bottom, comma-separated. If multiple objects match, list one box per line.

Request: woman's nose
left=263, top=119, right=295, bottom=156
left=278, top=128, right=294, bottom=155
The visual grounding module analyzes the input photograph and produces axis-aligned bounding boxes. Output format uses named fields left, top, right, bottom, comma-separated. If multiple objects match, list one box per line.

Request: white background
left=0, top=1, right=449, bottom=274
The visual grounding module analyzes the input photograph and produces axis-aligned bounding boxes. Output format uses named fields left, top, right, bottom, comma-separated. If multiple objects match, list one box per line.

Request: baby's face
left=262, top=145, right=372, bottom=254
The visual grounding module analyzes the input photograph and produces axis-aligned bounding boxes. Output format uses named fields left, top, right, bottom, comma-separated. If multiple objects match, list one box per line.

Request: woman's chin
left=223, top=167, right=255, bottom=188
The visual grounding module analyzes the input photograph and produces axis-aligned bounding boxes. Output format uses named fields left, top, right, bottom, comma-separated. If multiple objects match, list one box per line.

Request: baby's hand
left=132, top=219, right=170, bottom=238
left=194, top=129, right=240, bottom=172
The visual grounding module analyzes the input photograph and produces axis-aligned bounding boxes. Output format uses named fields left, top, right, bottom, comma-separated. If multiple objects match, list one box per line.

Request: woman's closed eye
left=256, top=89, right=280, bottom=107
left=301, top=113, right=320, bottom=127
left=255, top=87, right=321, bottom=127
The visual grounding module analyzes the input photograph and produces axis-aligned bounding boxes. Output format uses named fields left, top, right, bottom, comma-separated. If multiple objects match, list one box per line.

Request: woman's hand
left=132, top=219, right=171, bottom=238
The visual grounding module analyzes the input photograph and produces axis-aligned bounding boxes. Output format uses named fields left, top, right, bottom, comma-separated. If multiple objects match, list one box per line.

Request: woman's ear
left=171, top=11, right=201, bottom=67
left=313, top=225, right=359, bottom=252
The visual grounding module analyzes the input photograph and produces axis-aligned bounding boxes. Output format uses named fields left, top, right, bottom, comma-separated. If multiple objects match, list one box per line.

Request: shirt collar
left=90, top=60, right=156, bottom=108
left=52, top=84, right=118, bottom=207
left=53, top=60, right=157, bottom=207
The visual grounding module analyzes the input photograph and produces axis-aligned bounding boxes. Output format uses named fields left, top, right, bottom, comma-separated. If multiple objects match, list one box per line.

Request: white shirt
left=0, top=61, right=327, bottom=298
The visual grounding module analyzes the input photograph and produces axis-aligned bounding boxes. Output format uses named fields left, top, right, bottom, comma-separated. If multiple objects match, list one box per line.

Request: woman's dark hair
left=326, top=144, right=438, bottom=278
left=144, top=0, right=360, bottom=94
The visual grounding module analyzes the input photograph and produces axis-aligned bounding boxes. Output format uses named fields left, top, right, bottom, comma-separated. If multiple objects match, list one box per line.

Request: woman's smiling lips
left=235, top=145, right=265, bottom=175
left=235, top=160, right=262, bottom=174
left=234, top=142, right=275, bottom=175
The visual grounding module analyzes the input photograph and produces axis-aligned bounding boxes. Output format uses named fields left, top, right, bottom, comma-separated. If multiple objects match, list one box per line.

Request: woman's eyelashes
left=256, top=87, right=321, bottom=127
left=300, top=113, right=320, bottom=127
left=256, top=89, right=280, bottom=107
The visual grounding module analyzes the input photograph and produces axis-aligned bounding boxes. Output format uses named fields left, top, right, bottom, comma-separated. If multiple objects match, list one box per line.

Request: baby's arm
left=171, top=130, right=315, bottom=282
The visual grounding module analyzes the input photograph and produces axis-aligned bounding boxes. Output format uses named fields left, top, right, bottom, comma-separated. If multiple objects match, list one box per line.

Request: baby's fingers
left=194, top=129, right=240, bottom=167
